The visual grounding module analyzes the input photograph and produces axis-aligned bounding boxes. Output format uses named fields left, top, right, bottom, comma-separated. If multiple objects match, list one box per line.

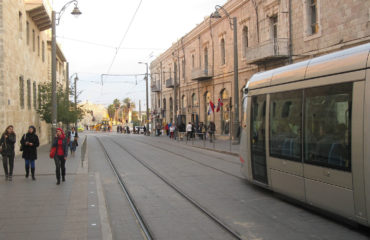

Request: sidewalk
left=151, top=133, right=240, bottom=156
left=0, top=135, right=91, bottom=240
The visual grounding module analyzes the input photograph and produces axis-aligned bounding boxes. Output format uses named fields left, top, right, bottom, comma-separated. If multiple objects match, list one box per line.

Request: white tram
left=239, top=43, right=370, bottom=226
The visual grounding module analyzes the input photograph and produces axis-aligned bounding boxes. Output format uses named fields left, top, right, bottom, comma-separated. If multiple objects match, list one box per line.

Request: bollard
left=81, top=135, right=87, bottom=167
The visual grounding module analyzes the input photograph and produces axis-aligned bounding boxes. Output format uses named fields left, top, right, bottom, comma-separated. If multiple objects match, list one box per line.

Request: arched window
left=220, top=38, right=225, bottom=65
left=204, top=91, right=212, bottom=124
left=192, top=93, right=198, bottom=107
left=163, top=98, right=167, bottom=119
left=182, top=95, right=187, bottom=113
left=242, top=26, right=248, bottom=58
left=204, top=47, right=208, bottom=71
left=169, top=97, right=173, bottom=123
left=220, top=89, right=230, bottom=135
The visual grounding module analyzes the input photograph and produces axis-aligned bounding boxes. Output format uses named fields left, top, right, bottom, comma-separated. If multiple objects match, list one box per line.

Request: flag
left=216, top=98, right=223, bottom=112
left=208, top=101, right=215, bottom=115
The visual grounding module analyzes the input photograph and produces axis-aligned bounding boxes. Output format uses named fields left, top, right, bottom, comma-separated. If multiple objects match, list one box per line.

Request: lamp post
left=69, top=73, right=79, bottom=128
left=138, top=62, right=149, bottom=136
left=211, top=5, right=239, bottom=143
left=51, top=1, right=81, bottom=139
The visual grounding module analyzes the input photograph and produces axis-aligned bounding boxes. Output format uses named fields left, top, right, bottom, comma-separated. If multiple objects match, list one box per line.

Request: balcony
left=166, top=78, right=178, bottom=88
left=151, top=82, right=161, bottom=92
left=25, top=0, right=52, bottom=31
left=245, top=38, right=289, bottom=64
left=191, top=66, right=213, bottom=81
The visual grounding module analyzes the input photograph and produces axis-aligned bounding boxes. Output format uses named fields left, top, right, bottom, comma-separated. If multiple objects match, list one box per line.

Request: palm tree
left=113, top=98, right=121, bottom=122
left=121, top=97, right=135, bottom=123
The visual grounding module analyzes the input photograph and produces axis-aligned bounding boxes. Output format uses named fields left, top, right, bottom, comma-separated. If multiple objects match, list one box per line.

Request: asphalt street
left=88, top=133, right=370, bottom=240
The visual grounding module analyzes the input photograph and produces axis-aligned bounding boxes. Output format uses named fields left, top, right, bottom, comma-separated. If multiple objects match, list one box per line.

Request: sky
left=52, top=0, right=228, bottom=109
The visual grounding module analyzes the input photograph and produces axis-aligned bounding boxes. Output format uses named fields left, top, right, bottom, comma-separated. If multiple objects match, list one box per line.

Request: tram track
left=107, top=137, right=243, bottom=240
left=96, top=137, right=154, bottom=240
left=120, top=136, right=244, bottom=180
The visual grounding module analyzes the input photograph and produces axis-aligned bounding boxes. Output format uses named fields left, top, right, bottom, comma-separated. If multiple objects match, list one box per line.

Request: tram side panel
left=365, top=60, right=370, bottom=226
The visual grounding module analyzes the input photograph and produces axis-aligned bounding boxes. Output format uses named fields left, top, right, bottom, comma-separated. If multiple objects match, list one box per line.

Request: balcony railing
left=151, top=82, right=161, bottom=92
left=165, top=78, right=178, bottom=88
left=245, top=38, right=289, bottom=64
left=191, top=66, right=213, bottom=81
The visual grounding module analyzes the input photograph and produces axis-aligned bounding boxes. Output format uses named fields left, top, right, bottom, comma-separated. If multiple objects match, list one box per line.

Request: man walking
left=186, top=122, right=192, bottom=141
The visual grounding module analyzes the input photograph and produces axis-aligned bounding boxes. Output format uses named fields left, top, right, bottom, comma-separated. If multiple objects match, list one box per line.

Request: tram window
left=304, top=83, right=352, bottom=171
left=270, top=90, right=302, bottom=161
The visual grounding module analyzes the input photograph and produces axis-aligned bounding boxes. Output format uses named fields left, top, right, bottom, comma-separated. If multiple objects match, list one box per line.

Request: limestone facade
left=150, top=0, right=370, bottom=135
left=0, top=0, right=68, bottom=149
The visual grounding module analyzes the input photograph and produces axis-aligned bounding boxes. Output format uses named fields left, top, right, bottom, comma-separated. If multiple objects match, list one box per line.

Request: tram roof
left=246, top=43, right=370, bottom=90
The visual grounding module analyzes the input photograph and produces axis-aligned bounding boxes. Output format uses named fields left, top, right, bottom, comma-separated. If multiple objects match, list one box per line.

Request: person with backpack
left=20, top=126, right=40, bottom=180
left=0, top=125, right=16, bottom=181
left=51, top=128, right=68, bottom=185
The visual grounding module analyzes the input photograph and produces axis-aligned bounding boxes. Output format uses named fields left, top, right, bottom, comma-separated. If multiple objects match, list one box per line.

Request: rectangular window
left=37, top=36, right=40, bottom=56
left=27, top=79, right=31, bottom=109
left=38, top=84, right=41, bottom=109
left=270, top=90, right=302, bottom=161
left=304, top=83, right=352, bottom=171
left=42, top=41, right=45, bottom=62
left=19, top=76, right=24, bottom=109
left=310, top=0, right=318, bottom=34
left=33, top=82, right=37, bottom=109
left=270, top=16, right=278, bottom=40
left=32, top=30, right=35, bottom=52
left=26, top=21, right=29, bottom=45
left=19, top=12, right=22, bottom=39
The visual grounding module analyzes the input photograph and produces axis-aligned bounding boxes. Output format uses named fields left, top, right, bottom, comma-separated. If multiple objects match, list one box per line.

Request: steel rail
left=109, top=138, right=243, bottom=240
left=123, top=137, right=244, bottom=180
left=96, top=137, right=154, bottom=240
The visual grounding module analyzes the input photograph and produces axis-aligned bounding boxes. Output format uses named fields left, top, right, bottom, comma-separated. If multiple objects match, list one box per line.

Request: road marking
left=95, top=172, right=113, bottom=240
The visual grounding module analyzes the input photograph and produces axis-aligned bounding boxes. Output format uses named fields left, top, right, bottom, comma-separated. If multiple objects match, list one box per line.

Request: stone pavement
left=150, top=133, right=240, bottom=156
left=0, top=134, right=103, bottom=240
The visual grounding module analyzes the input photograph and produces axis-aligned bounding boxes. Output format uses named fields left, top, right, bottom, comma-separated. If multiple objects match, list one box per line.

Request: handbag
left=49, top=147, right=56, bottom=158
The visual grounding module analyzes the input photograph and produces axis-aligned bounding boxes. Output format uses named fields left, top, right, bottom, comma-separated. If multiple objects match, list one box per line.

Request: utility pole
left=139, top=100, right=142, bottom=123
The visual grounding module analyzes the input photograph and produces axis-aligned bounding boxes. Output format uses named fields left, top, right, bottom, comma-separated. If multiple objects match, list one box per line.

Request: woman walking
left=0, top=125, right=16, bottom=181
left=52, top=128, right=68, bottom=185
left=20, top=126, right=39, bottom=180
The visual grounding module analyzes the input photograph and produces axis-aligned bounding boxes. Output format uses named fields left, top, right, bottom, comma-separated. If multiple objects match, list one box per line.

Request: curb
left=190, top=145, right=239, bottom=157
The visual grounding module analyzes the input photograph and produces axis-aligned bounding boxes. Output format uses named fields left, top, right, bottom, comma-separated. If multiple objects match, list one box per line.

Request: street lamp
left=51, top=0, right=81, bottom=139
left=138, top=62, right=150, bottom=136
left=69, top=73, right=79, bottom=128
left=210, top=5, right=239, bottom=143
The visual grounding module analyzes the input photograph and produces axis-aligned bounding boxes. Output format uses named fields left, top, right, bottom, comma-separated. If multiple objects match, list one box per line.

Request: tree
left=37, top=82, right=84, bottom=125
left=107, top=104, right=115, bottom=120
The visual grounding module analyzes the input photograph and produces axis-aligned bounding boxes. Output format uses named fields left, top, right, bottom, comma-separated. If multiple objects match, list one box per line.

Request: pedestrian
left=169, top=124, right=175, bottom=139
left=209, top=121, right=216, bottom=143
left=186, top=122, right=192, bottom=141
left=20, top=126, right=39, bottom=180
left=67, top=127, right=79, bottom=156
left=52, top=128, right=68, bottom=185
left=0, top=125, right=16, bottom=181
left=165, top=123, right=169, bottom=136
left=143, top=125, right=147, bottom=135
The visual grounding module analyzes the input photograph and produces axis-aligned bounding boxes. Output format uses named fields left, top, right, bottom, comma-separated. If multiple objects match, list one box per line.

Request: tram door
left=250, top=95, right=268, bottom=184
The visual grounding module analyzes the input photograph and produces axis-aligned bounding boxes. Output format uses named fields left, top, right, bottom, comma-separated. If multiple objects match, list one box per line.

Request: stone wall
left=150, top=0, right=370, bottom=135
left=0, top=0, right=58, bottom=150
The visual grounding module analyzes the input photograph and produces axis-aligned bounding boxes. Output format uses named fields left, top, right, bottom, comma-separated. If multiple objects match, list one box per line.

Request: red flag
left=216, top=98, right=223, bottom=112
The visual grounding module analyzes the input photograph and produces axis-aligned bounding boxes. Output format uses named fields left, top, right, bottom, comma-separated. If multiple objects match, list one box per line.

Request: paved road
left=88, top=133, right=369, bottom=240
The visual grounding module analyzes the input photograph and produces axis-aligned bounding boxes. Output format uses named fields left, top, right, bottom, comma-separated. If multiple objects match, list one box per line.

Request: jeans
left=54, top=155, right=66, bottom=180
left=2, top=154, right=14, bottom=176
left=70, top=141, right=76, bottom=152
left=25, top=159, right=35, bottom=168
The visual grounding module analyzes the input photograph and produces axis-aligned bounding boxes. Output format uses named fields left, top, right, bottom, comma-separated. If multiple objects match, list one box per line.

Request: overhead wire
left=106, top=0, right=143, bottom=74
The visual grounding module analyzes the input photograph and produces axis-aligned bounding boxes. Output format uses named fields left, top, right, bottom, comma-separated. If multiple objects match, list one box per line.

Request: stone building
left=150, top=0, right=370, bottom=136
left=0, top=0, right=68, bottom=147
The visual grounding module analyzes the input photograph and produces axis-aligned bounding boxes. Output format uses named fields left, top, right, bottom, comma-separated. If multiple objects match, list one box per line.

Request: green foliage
left=107, top=104, right=115, bottom=120
left=37, top=82, right=84, bottom=124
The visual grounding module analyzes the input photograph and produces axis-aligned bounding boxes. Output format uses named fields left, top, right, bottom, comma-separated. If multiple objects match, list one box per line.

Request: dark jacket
left=20, top=127, right=40, bottom=160
left=0, top=133, right=16, bottom=157
left=52, top=137, right=68, bottom=157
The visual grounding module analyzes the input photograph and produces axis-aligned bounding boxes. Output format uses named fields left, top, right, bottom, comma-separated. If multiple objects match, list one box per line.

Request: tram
left=239, top=43, right=370, bottom=226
